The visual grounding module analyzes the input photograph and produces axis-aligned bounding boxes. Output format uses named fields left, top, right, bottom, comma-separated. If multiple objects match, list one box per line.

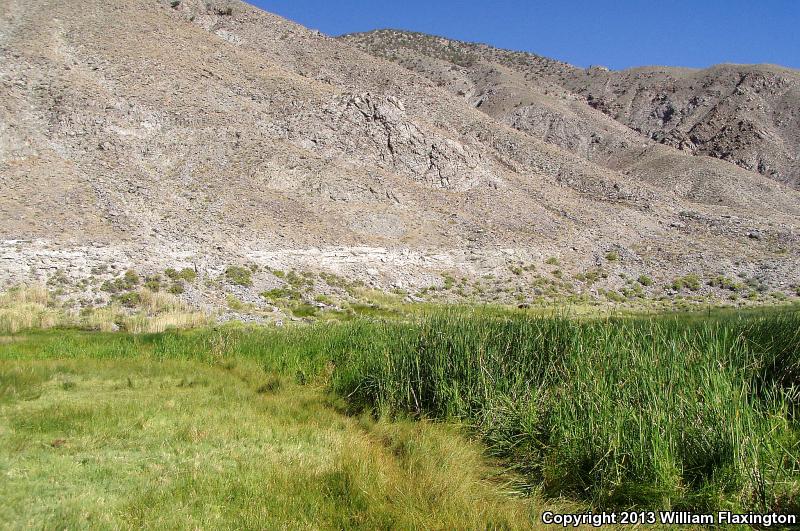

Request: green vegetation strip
left=1, top=308, right=799, bottom=526
left=0, top=331, right=547, bottom=528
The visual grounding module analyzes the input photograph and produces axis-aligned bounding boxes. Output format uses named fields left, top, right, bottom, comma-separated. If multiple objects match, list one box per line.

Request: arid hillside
left=1, top=0, right=798, bottom=317
left=343, top=30, right=800, bottom=189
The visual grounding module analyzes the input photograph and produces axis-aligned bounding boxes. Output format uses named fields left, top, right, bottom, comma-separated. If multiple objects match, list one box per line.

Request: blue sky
left=250, top=0, right=800, bottom=70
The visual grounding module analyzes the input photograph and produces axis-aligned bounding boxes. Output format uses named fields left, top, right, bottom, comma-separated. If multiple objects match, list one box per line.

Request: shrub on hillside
left=225, top=266, right=253, bottom=287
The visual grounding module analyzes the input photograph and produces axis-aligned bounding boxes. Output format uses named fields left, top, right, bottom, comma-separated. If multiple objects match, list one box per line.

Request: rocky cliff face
left=280, top=92, right=500, bottom=191
left=571, top=65, right=800, bottom=188
left=0, top=1, right=798, bottom=315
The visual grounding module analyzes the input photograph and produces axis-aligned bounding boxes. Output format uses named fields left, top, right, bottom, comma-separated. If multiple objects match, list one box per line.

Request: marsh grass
left=0, top=335, right=543, bottom=529
left=1, top=306, right=798, bottom=525
left=330, top=309, right=800, bottom=513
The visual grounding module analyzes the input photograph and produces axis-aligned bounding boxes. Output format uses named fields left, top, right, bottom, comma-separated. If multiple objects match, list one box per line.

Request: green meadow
left=1, top=306, right=798, bottom=528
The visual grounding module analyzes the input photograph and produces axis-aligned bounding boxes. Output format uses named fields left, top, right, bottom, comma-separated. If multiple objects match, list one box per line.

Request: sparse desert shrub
left=123, top=269, right=140, bottom=286
left=545, top=257, right=560, bottom=266
left=144, top=275, right=162, bottom=292
left=575, top=268, right=607, bottom=286
left=319, top=272, right=368, bottom=296
left=682, top=274, right=701, bottom=291
left=621, top=284, right=644, bottom=299
left=601, top=289, right=626, bottom=302
left=291, top=304, right=319, bottom=318
left=167, top=281, right=185, bottom=295
left=100, top=280, right=117, bottom=293
left=745, top=275, right=769, bottom=293
left=101, top=270, right=140, bottom=293
left=226, top=294, right=247, bottom=311
left=708, top=275, right=743, bottom=291
left=165, top=267, right=197, bottom=283
left=285, top=270, right=313, bottom=290
left=113, top=291, right=141, bottom=308
left=179, top=268, right=197, bottom=282
left=91, top=264, right=109, bottom=275
left=261, top=288, right=301, bottom=302
left=637, top=275, right=653, bottom=287
left=225, top=266, right=253, bottom=287
left=670, top=274, right=701, bottom=292
left=605, top=250, right=619, bottom=262
left=46, top=269, right=70, bottom=287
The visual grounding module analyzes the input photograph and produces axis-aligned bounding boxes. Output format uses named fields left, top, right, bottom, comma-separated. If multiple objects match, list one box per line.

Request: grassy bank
left=1, top=307, right=799, bottom=526
left=0, top=331, right=550, bottom=529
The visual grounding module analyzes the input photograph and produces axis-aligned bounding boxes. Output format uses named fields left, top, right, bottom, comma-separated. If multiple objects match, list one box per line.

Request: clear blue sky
left=249, top=0, right=800, bottom=70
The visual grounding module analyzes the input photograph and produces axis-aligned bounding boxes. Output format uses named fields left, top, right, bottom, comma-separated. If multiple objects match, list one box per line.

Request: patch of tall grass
left=0, top=286, right=209, bottom=334
left=122, top=290, right=209, bottom=333
left=0, top=285, right=64, bottom=333
left=330, top=310, right=800, bottom=512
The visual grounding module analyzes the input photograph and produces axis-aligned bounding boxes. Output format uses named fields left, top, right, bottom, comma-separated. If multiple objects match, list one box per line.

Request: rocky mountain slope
left=1, top=0, right=798, bottom=318
left=343, top=30, right=800, bottom=189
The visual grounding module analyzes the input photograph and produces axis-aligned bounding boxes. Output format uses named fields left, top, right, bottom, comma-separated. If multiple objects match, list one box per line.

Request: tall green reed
left=330, top=310, right=800, bottom=511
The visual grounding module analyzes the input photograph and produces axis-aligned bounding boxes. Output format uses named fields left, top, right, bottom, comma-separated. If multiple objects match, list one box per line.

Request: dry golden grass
left=128, top=290, right=209, bottom=333
left=124, top=310, right=209, bottom=334
left=0, top=285, right=63, bottom=334
left=0, top=284, right=49, bottom=306
left=79, top=305, right=121, bottom=332
left=137, top=289, right=191, bottom=314
left=0, top=286, right=209, bottom=334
